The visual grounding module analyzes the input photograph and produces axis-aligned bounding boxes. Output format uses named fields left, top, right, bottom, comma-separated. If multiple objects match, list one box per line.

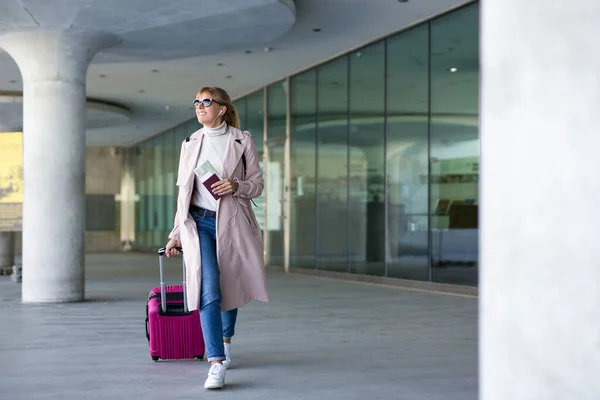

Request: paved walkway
left=0, top=253, right=477, bottom=400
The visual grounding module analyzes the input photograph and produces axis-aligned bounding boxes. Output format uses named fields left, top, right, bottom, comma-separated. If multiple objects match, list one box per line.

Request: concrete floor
left=0, top=253, right=477, bottom=400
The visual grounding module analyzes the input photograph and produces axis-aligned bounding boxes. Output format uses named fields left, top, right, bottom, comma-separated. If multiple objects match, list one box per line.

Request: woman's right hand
left=165, top=238, right=182, bottom=257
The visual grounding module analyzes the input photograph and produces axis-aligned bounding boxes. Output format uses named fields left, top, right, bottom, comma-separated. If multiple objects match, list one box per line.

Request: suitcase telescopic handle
left=157, top=247, right=188, bottom=314
left=158, top=247, right=182, bottom=256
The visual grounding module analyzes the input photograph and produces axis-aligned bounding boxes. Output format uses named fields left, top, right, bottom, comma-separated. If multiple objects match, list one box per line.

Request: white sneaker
left=204, top=363, right=226, bottom=389
left=222, top=343, right=232, bottom=370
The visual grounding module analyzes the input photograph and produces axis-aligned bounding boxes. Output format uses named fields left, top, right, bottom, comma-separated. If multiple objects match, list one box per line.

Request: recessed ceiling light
left=264, top=47, right=273, bottom=52
left=225, top=75, right=233, bottom=79
left=217, top=63, right=225, bottom=67
left=138, top=89, right=146, bottom=93
left=99, top=74, right=106, bottom=78
left=164, top=105, right=171, bottom=111
left=449, top=67, right=458, bottom=72
left=398, top=0, right=409, bottom=3
left=151, top=69, right=160, bottom=73
left=312, top=28, right=321, bottom=32
left=9, top=80, right=17, bottom=83
left=245, top=50, right=252, bottom=54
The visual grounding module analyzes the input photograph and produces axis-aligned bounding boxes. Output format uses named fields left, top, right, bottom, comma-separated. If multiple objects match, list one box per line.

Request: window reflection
left=316, top=57, right=349, bottom=273
left=349, top=42, right=385, bottom=276
left=430, top=4, right=479, bottom=285
left=290, top=70, right=317, bottom=268
left=386, top=24, right=430, bottom=281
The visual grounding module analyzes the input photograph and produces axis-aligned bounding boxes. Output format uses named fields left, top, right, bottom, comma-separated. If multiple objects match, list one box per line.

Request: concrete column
left=0, top=231, right=15, bottom=269
left=0, top=30, right=118, bottom=302
left=480, top=2, right=600, bottom=399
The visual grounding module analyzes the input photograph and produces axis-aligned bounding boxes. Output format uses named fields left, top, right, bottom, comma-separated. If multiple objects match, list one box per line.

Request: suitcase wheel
left=195, top=355, right=204, bottom=360
left=151, top=356, right=160, bottom=362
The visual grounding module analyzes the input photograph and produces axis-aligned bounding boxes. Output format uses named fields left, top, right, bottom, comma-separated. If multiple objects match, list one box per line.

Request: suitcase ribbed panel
left=159, top=313, right=204, bottom=359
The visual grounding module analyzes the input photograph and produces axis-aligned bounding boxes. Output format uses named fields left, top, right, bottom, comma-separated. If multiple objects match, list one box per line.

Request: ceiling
left=0, top=0, right=474, bottom=147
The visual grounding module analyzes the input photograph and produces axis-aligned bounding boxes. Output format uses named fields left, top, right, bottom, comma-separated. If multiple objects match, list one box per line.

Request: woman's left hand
left=211, top=179, right=239, bottom=196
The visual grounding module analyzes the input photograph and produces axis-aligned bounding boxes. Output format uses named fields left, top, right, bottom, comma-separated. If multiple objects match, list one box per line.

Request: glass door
left=264, top=136, right=287, bottom=267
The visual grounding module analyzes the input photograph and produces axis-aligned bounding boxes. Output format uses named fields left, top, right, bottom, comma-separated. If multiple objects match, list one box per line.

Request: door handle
left=279, top=199, right=285, bottom=219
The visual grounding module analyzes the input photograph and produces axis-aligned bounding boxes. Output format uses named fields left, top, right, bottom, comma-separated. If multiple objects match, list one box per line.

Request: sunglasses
left=193, top=98, right=221, bottom=108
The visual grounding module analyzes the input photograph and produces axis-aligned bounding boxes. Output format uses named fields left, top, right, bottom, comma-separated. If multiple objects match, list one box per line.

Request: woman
left=165, top=86, right=268, bottom=390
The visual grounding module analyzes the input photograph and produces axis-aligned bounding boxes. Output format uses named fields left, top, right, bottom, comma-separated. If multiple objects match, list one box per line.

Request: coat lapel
left=180, top=130, right=204, bottom=190
left=222, top=128, right=245, bottom=179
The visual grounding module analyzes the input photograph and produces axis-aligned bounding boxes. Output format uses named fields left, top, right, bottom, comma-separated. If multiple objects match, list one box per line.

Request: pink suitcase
left=145, top=247, right=205, bottom=361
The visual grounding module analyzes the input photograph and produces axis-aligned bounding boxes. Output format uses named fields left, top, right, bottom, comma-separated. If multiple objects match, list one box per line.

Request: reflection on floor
left=290, top=259, right=478, bottom=286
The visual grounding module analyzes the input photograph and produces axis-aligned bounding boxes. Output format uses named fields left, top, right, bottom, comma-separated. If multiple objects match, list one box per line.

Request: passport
left=201, top=173, right=222, bottom=200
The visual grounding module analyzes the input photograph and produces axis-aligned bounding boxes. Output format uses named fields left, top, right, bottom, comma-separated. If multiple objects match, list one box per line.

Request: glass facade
left=129, top=117, right=200, bottom=251
left=129, top=2, right=479, bottom=286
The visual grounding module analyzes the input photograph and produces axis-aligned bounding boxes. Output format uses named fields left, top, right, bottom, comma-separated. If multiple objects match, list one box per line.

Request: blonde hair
left=197, top=86, right=240, bottom=128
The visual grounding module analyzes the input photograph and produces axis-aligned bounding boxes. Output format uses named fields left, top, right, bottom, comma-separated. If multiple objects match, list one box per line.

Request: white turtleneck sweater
left=191, top=122, right=231, bottom=211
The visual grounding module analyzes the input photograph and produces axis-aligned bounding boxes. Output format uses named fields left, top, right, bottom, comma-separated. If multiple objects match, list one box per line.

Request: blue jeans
left=191, top=209, right=238, bottom=362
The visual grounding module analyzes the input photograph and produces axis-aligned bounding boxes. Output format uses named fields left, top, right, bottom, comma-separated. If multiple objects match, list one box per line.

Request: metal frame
left=262, top=86, right=270, bottom=266
left=314, top=69, right=320, bottom=270
left=283, top=77, right=292, bottom=273
left=345, top=55, right=351, bottom=274
left=427, top=20, right=433, bottom=282
left=383, top=38, right=389, bottom=277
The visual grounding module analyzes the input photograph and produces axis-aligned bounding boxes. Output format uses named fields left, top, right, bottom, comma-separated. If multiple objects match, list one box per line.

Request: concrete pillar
left=0, top=30, right=118, bottom=302
left=480, top=2, right=600, bottom=399
left=0, top=232, right=15, bottom=270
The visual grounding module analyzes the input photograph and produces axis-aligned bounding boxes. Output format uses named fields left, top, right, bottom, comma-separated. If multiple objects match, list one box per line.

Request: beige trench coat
left=168, top=126, right=269, bottom=312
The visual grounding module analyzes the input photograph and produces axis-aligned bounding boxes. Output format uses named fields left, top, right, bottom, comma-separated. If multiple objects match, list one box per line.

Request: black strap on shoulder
left=241, top=153, right=247, bottom=178
left=240, top=152, right=257, bottom=208
left=237, top=137, right=257, bottom=208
